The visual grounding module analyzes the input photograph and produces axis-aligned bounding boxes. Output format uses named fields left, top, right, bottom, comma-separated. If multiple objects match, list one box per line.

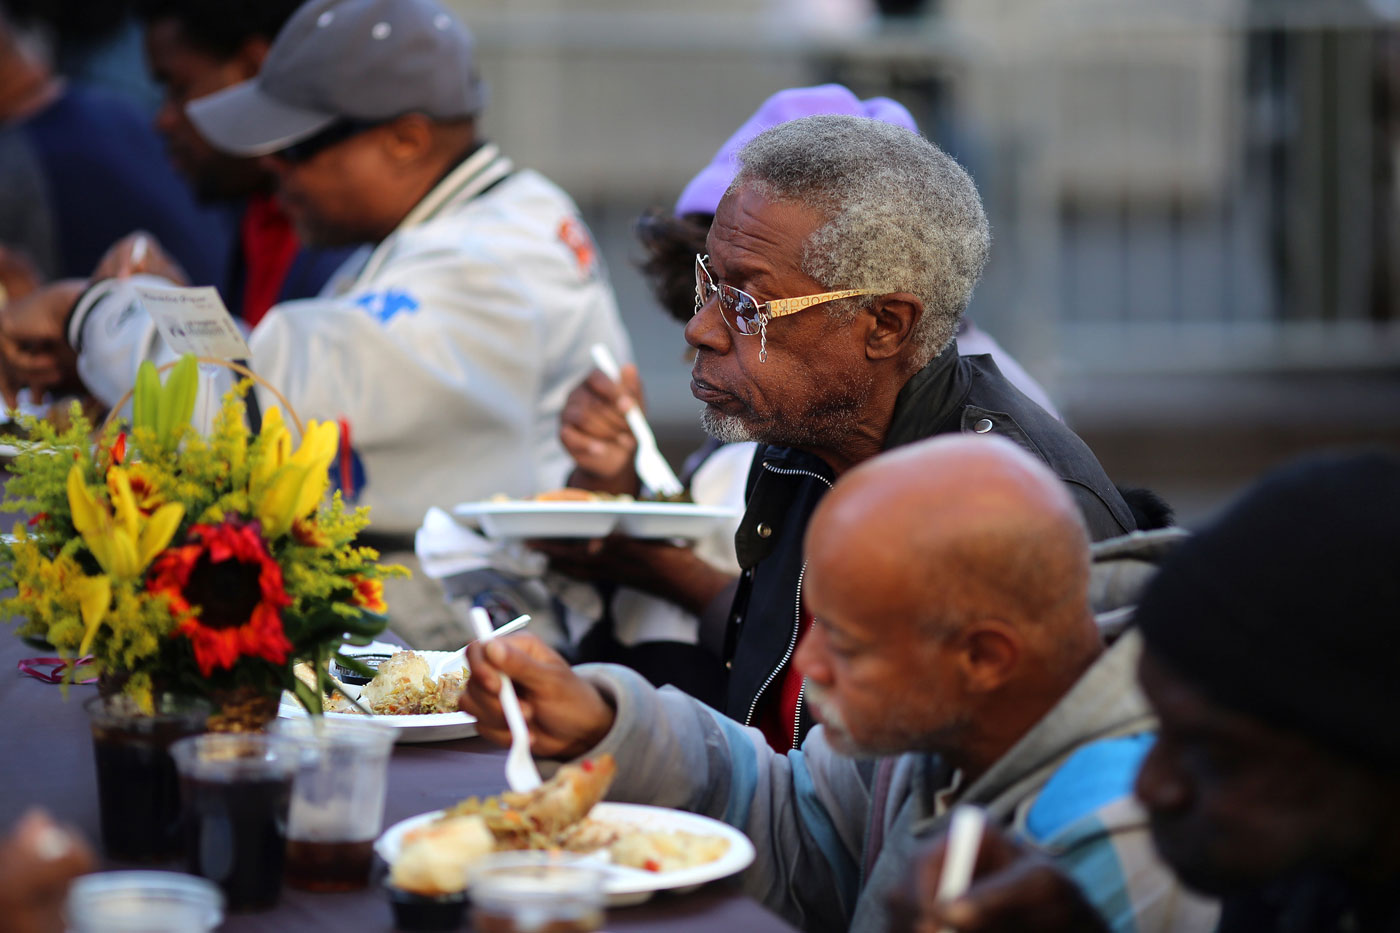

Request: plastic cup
left=66, top=870, right=223, bottom=933
left=274, top=717, right=397, bottom=892
left=468, top=853, right=607, bottom=933
left=169, top=733, right=298, bottom=912
left=84, top=694, right=213, bottom=862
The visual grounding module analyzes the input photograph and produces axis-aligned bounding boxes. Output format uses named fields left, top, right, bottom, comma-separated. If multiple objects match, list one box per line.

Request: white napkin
left=414, top=507, right=601, bottom=644
left=414, top=507, right=547, bottom=580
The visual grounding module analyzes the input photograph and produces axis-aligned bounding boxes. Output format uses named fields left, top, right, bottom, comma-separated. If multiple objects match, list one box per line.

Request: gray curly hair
left=732, top=114, right=990, bottom=365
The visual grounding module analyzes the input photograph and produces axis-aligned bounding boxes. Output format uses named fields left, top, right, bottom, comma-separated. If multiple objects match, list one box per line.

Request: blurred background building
left=442, top=0, right=1400, bottom=524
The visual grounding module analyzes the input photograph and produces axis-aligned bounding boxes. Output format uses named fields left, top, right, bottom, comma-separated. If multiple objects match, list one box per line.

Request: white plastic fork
left=430, top=613, right=532, bottom=681
left=468, top=607, right=542, bottom=792
left=589, top=343, right=685, bottom=498
left=935, top=805, right=986, bottom=933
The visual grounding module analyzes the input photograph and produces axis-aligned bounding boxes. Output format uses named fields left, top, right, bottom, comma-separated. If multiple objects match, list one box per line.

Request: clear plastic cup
left=468, top=853, right=607, bottom=933
left=84, top=694, right=213, bottom=863
left=169, top=733, right=299, bottom=912
left=274, top=717, right=397, bottom=891
left=66, top=870, right=223, bottom=933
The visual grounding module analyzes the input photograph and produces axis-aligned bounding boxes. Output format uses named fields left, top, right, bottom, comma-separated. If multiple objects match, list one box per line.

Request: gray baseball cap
left=187, top=0, right=487, bottom=157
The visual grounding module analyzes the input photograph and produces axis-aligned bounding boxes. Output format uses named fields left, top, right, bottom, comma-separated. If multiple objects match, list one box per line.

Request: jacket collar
left=912, top=630, right=1154, bottom=830
left=881, top=339, right=969, bottom=451
left=396, top=142, right=513, bottom=229
left=350, top=142, right=514, bottom=287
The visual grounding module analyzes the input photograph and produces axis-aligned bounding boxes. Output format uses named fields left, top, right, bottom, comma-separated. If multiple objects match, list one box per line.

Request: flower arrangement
left=0, top=355, right=404, bottom=725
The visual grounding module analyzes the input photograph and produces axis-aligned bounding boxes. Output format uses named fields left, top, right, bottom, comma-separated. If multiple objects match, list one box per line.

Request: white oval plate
left=451, top=501, right=741, bottom=541
left=277, top=645, right=477, bottom=744
left=376, top=802, right=756, bottom=906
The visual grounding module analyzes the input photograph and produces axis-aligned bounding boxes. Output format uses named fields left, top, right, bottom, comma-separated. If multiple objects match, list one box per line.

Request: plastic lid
left=67, top=871, right=224, bottom=933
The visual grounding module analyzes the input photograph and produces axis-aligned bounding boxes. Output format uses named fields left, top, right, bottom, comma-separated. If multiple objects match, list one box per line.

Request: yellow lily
left=250, top=407, right=293, bottom=492
left=75, top=575, right=111, bottom=656
left=67, top=465, right=185, bottom=579
left=253, top=418, right=338, bottom=538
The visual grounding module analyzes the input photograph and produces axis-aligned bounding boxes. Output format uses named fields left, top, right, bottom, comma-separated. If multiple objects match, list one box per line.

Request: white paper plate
left=452, top=501, right=741, bottom=541
left=277, top=643, right=476, bottom=744
left=376, top=802, right=755, bottom=906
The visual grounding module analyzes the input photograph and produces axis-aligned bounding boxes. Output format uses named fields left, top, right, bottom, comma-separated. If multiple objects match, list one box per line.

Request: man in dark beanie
left=898, top=450, right=1400, bottom=933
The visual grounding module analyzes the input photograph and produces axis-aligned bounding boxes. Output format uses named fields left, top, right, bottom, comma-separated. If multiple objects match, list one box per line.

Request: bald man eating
left=461, top=436, right=1211, bottom=933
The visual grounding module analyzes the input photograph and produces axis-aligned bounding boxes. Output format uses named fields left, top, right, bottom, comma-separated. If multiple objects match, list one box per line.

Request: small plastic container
left=66, top=870, right=223, bottom=933
left=384, top=880, right=468, bottom=931
left=468, top=853, right=607, bottom=933
left=333, top=653, right=393, bottom=685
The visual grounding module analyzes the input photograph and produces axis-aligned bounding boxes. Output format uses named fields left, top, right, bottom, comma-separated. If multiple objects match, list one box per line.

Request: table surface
left=0, top=631, right=796, bottom=932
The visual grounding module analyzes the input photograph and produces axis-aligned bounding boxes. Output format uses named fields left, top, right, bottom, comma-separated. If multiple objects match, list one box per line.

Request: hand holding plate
left=531, top=533, right=735, bottom=617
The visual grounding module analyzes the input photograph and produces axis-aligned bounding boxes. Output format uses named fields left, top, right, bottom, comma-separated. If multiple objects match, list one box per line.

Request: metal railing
left=940, top=0, right=1400, bottom=374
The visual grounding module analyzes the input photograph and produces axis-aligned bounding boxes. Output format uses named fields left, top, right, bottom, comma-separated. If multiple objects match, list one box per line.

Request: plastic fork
left=430, top=613, right=531, bottom=681
left=588, top=344, right=685, bottom=498
left=935, top=805, right=986, bottom=933
left=468, top=607, right=542, bottom=792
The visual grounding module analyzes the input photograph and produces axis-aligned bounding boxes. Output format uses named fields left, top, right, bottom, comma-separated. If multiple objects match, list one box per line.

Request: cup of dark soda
left=169, top=733, right=299, bottom=911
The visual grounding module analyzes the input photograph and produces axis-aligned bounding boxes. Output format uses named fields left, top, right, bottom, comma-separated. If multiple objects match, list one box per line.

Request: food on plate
left=609, top=829, right=732, bottom=873
left=443, top=756, right=617, bottom=848
left=390, top=755, right=732, bottom=895
left=488, top=487, right=695, bottom=504
left=293, top=660, right=354, bottom=704
left=358, top=652, right=467, bottom=715
left=534, top=488, right=625, bottom=502
left=389, top=815, right=494, bottom=895
left=392, top=759, right=612, bottom=895
left=294, top=651, right=467, bottom=716
left=490, top=488, right=634, bottom=503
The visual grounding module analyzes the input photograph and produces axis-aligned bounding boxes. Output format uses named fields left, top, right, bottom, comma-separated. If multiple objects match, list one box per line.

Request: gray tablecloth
left=0, top=631, right=795, bottom=931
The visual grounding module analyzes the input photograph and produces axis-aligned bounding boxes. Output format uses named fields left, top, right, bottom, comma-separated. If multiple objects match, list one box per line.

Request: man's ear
left=955, top=620, right=1022, bottom=694
left=865, top=293, right=923, bottom=361
left=231, top=37, right=272, bottom=81
left=380, top=114, right=435, bottom=166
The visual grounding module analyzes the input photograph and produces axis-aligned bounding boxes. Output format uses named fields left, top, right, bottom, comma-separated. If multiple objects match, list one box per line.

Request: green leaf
left=158, top=354, right=199, bottom=446
left=291, top=676, right=323, bottom=716
left=133, top=361, right=160, bottom=433
left=331, top=653, right=377, bottom=679
left=340, top=610, right=390, bottom=638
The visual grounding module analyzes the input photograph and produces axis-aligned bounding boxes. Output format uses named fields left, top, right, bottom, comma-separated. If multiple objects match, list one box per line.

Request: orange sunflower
left=148, top=519, right=294, bottom=676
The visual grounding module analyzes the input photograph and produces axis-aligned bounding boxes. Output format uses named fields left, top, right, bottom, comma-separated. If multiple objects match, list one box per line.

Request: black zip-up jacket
left=721, top=343, right=1136, bottom=748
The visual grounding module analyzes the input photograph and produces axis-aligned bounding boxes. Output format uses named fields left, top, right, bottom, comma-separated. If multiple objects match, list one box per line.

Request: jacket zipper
left=791, top=572, right=807, bottom=750
left=793, top=682, right=806, bottom=750
left=742, top=462, right=833, bottom=737
left=759, top=464, right=834, bottom=486
left=744, top=560, right=808, bottom=730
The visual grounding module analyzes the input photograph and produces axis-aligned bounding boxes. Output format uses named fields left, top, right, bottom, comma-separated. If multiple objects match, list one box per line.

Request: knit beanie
left=1135, top=450, right=1400, bottom=770
left=673, top=84, right=918, bottom=217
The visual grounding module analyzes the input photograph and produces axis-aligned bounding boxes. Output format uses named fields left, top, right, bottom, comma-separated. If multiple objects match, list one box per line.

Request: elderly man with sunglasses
left=679, top=115, right=1134, bottom=752
left=0, top=0, right=630, bottom=646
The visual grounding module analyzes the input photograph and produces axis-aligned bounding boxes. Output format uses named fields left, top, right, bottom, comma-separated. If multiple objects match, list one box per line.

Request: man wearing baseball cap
left=0, top=0, right=632, bottom=646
